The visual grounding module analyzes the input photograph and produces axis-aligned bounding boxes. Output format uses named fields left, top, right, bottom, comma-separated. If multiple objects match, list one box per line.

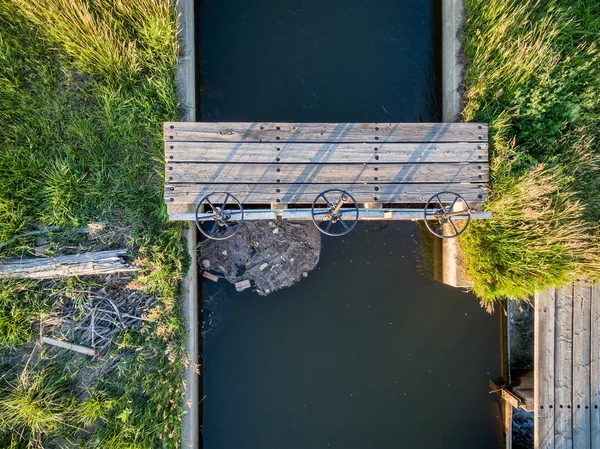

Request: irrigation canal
left=198, top=1, right=502, bottom=447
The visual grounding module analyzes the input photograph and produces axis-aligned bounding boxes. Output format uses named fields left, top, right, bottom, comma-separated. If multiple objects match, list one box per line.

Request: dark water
left=198, top=0, right=440, bottom=122
left=198, top=1, right=502, bottom=448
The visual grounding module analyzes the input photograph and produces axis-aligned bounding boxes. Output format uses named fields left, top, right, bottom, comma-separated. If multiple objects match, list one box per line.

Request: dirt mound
left=199, top=220, right=321, bottom=295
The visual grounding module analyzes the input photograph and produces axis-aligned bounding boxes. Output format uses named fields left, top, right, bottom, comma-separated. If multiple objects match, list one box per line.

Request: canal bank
left=195, top=0, right=502, bottom=448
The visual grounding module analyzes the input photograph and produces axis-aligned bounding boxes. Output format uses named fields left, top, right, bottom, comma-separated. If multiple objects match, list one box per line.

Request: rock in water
left=199, top=221, right=321, bottom=295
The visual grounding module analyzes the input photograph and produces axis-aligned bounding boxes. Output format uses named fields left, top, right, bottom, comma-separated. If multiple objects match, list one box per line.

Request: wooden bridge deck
left=164, top=122, right=489, bottom=221
left=535, top=281, right=600, bottom=449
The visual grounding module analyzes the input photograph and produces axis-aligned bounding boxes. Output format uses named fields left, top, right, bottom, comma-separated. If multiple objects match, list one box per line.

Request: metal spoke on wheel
left=339, top=218, right=350, bottom=232
left=222, top=221, right=234, bottom=234
left=449, top=195, right=458, bottom=211
left=222, top=193, right=230, bottom=208
left=311, top=189, right=359, bottom=237
left=435, top=195, right=444, bottom=211
left=435, top=220, right=446, bottom=235
left=195, top=192, right=244, bottom=240
left=448, top=217, right=459, bottom=235
left=210, top=221, right=218, bottom=236
left=424, top=191, right=475, bottom=239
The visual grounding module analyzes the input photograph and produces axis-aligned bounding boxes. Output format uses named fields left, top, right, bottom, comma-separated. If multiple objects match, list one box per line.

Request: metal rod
left=172, top=209, right=492, bottom=222
left=331, top=196, right=345, bottom=215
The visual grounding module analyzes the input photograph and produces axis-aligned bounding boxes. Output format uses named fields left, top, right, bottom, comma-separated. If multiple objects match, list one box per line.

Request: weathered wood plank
left=164, top=183, right=488, bottom=205
left=555, top=284, right=574, bottom=449
left=165, top=142, right=489, bottom=163
left=0, top=250, right=138, bottom=279
left=505, top=400, right=514, bottom=449
left=592, top=283, right=600, bottom=449
left=41, top=336, right=98, bottom=357
left=536, top=288, right=556, bottom=449
left=164, top=122, right=488, bottom=143
left=573, top=281, right=592, bottom=449
left=166, top=162, right=488, bottom=184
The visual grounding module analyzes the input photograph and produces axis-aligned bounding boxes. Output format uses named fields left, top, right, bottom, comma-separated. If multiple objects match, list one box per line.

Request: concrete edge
left=438, top=0, right=472, bottom=288
left=441, top=0, right=464, bottom=123
left=175, top=0, right=199, bottom=447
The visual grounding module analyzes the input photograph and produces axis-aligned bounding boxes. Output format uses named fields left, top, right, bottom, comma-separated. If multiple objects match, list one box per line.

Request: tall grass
left=0, top=281, right=52, bottom=350
left=0, top=0, right=186, bottom=447
left=11, top=0, right=177, bottom=82
left=0, top=363, right=76, bottom=447
left=461, top=0, right=600, bottom=302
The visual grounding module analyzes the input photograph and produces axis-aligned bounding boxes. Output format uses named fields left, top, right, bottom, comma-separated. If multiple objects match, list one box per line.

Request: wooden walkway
left=164, top=122, right=489, bottom=220
left=535, top=281, right=600, bottom=449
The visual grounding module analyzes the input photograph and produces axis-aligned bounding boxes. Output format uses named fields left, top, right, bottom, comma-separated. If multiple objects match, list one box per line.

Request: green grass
left=0, top=0, right=187, bottom=447
left=460, top=0, right=600, bottom=302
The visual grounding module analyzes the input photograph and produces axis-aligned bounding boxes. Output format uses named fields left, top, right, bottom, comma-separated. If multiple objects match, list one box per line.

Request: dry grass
left=11, top=0, right=177, bottom=81
left=461, top=0, right=600, bottom=302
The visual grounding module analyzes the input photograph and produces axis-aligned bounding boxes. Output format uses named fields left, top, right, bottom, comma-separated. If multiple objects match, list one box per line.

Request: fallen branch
left=0, top=250, right=139, bottom=279
left=41, top=336, right=98, bottom=357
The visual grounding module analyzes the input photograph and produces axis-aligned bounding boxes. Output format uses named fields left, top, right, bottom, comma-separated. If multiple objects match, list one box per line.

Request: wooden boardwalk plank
left=573, top=281, right=592, bottom=449
left=164, top=122, right=488, bottom=143
left=536, top=287, right=556, bottom=449
left=555, top=285, right=574, bottom=449
left=166, top=162, right=488, bottom=184
left=165, top=183, right=488, bottom=205
left=165, top=142, right=489, bottom=163
left=592, top=283, right=600, bottom=449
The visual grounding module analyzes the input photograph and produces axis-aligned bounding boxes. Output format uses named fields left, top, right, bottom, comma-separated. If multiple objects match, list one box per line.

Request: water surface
left=199, top=1, right=502, bottom=447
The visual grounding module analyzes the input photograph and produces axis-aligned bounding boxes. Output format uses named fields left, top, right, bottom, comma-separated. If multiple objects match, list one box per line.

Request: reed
left=461, top=0, right=600, bottom=302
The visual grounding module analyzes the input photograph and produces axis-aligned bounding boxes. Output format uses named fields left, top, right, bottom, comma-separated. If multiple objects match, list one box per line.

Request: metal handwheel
left=195, top=192, right=244, bottom=240
left=424, top=191, right=476, bottom=239
left=311, top=189, right=359, bottom=236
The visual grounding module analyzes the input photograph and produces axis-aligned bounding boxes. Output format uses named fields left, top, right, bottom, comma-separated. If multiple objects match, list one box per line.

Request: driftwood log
left=0, top=250, right=139, bottom=279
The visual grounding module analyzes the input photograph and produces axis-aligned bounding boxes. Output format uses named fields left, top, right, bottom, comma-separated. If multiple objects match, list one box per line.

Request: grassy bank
left=460, top=0, right=600, bottom=302
left=0, top=0, right=186, bottom=447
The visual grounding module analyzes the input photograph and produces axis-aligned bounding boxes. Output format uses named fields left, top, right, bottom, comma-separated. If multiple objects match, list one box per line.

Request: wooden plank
left=592, top=283, right=600, bottom=449
left=41, top=336, right=98, bottom=357
left=0, top=250, right=139, bottom=279
left=505, top=400, right=514, bottom=449
left=164, top=122, right=488, bottom=143
left=490, top=379, right=521, bottom=409
left=165, top=183, right=488, bottom=205
left=166, top=162, right=488, bottom=184
left=573, top=281, right=592, bottom=449
left=535, top=287, right=556, bottom=449
left=165, top=142, right=489, bottom=163
left=555, top=284, right=574, bottom=449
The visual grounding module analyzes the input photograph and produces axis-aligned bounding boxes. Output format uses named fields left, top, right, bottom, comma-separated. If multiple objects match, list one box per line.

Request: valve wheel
left=311, top=189, right=359, bottom=236
left=424, top=192, right=475, bottom=239
left=195, top=192, right=244, bottom=240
